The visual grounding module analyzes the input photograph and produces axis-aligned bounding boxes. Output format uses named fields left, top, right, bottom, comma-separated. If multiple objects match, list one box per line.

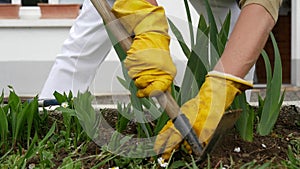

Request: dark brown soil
left=26, top=105, right=300, bottom=168
left=204, top=105, right=300, bottom=168
left=99, top=105, right=300, bottom=168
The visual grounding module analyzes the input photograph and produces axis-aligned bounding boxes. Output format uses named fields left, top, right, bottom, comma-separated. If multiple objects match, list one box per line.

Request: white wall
left=0, top=20, right=73, bottom=96
left=3, top=0, right=296, bottom=98
left=0, top=0, right=198, bottom=97
left=291, top=0, right=300, bottom=86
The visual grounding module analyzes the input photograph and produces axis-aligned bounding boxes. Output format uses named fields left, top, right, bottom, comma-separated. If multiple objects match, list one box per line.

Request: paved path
left=94, top=86, right=300, bottom=109
left=250, top=86, right=300, bottom=107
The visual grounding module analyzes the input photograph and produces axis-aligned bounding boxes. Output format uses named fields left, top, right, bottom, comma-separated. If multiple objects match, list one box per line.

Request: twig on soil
left=248, top=143, right=277, bottom=156
left=213, top=160, right=223, bottom=169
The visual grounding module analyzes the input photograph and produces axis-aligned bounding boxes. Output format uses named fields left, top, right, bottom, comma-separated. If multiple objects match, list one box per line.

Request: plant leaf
left=116, top=103, right=131, bottom=132
left=233, top=93, right=254, bottom=142
left=25, top=96, right=39, bottom=148
left=257, top=33, right=284, bottom=136
left=204, top=0, right=219, bottom=54
left=183, top=0, right=194, bottom=46
left=38, top=122, right=56, bottom=146
left=0, top=89, right=3, bottom=104
left=168, top=18, right=191, bottom=58
left=74, top=91, right=99, bottom=139
left=217, top=11, right=231, bottom=54
left=0, top=107, right=8, bottom=152
left=178, top=15, right=210, bottom=104
left=53, top=91, right=67, bottom=104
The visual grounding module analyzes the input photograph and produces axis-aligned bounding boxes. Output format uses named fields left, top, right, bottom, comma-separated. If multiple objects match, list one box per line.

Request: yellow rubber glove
left=154, top=71, right=253, bottom=159
left=112, top=0, right=176, bottom=97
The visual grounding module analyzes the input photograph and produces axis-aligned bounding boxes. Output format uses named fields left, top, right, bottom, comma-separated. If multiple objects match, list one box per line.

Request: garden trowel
left=90, top=0, right=242, bottom=161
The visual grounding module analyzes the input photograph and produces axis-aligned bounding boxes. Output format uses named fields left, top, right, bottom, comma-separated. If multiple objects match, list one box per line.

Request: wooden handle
left=90, top=0, right=132, bottom=51
left=156, top=92, right=180, bottom=119
left=91, top=0, right=181, bottom=120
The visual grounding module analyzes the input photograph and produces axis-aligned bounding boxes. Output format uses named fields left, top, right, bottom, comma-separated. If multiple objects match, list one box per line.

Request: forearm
left=214, top=4, right=275, bottom=78
left=146, top=0, right=158, bottom=6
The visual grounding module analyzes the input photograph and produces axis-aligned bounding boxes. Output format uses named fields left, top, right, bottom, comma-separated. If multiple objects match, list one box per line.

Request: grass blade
left=38, top=122, right=56, bottom=146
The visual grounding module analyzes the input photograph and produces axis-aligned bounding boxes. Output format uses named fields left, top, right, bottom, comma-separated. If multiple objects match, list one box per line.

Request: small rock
left=234, top=147, right=241, bottom=153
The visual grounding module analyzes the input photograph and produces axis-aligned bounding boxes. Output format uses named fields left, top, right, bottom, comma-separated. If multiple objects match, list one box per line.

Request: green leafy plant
left=256, top=33, right=285, bottom=136
left=0, top=119, right=56, bottom=168
left=0, top=86, right=58, bottom=168
left=116, top=103, right=131, bottom=133
left=281, top=138, right=300, bottom=168
left=232, top=33, right=284, bottom=140
left=0, top=88, right=105, bottom=168
left=17, top=123, right=56, bottom=168
left=0, top=86, right=40, bottom=153
left=54, top=91, right=89, bottom=149
left=232, top=93, right=255, bottom=141
left=58, top=156, right=82, bottom=169
left=72, top=91, right=99, bottom=140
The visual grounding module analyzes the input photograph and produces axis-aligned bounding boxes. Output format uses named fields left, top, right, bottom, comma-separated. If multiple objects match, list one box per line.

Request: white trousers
left=40, top=0, right=113, bottom=99
left=40, top=0, right=253, bottom=100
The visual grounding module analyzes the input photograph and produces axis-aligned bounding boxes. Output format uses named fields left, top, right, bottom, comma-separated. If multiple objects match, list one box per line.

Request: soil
left=26, top=105, right=300, bottom=168
left=95, top=105, right=300, bottom=168
left=205, top=105, right=300, bottom=168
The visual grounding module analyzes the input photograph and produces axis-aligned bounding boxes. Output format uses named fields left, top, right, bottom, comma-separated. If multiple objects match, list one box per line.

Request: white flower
left=109, top=167, right=119, bottom=169
left=234, top=147, right=241, bottom=153
left=261, top=143, right=267, bottom=148
left=157, top=157, right=169, bottom=168
left=61, top=102, right=69, bottom=108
